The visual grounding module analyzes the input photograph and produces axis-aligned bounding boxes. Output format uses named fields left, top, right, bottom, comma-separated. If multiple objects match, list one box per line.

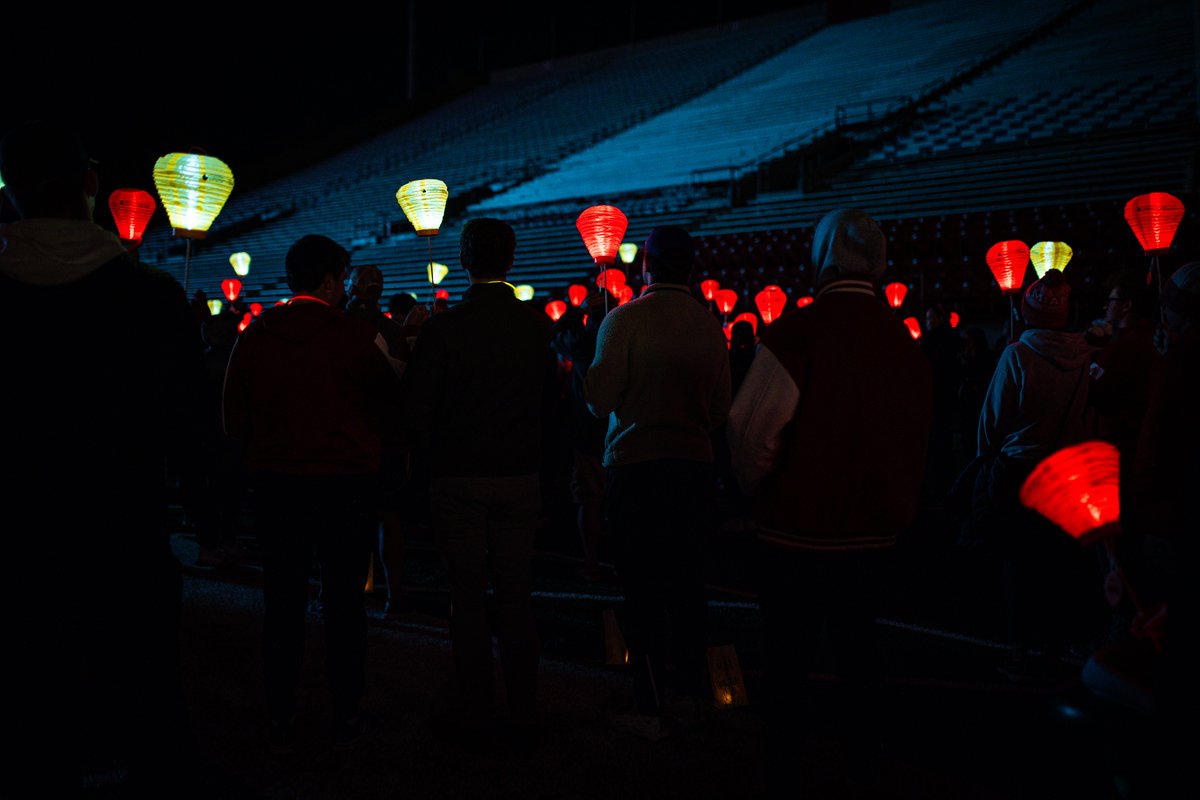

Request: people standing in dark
left=0, top=122, right=208, bottom=794
left=223, top=234, right=402, bottom=755
left=956, top=326, right=996, bottom=464
left=400, top=218, right=552, bottom=747
left=921, top=302, right=963, bottom=503
left=584, top=226, right=731, bottom=739
left=728, top=318, right=757, bottom=397
left=194, top=310, right=245, bottom=567
left=728, top=209, right=931, bottom=796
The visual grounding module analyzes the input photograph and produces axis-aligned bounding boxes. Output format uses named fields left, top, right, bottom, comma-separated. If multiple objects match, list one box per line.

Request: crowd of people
left=3, top=121, right=1195, bottom=798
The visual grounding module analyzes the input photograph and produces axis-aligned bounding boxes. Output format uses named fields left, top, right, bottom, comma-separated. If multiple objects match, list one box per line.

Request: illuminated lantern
left=732, top=311, right=758, bottom=335
left=568, top=284, right=588, bottom=307
left=1020, top=441, right=1121, bottom=545
left=249, top=302, right=263, bottom=317
left=949, top=311, right=960, bottom=328
left=903, top=316, right=922, bottom=340
left=618, top=242, right=639, bottom=264
left=617, top=285, right=634, bottom=305
left=715, top=289, right=738, bottom=315
left=986, top=240, right=1030, bottom=294
left=576, top=205, right=628, bottom=265
left=274, top=301, right=286, bottom=307
left=795, top=295, right=814, bottom=308
left=238, top=312, right=252, bottom=333
left=1029, top=241, right=1072, bottom=279
left=221, top=278, right=241, bottom=302
left=396, top=179, right=448, bottom=235
left=1124, top=192, right=1184, bottom=254
left=595, top=268, right=627, bottom=296
left=230, top=251, right=251, bottom=276
left=700, top=279, right=720, bottom=302
left=514, top=284, right=535, bottom=301
left=426, top=262, right=449, bottom=284
left=884, top=282, right=907, bottom=309
left=435, top=289, right=449, bottom=300
left=152, top=152, right=234, bottom=238
left=108, top=189, right=155, bottom=243
left=754, top=285, right=787, bottom=324
left=545, top=300, right=567, bottom=321
left=207, top=299, right=222, bottom=316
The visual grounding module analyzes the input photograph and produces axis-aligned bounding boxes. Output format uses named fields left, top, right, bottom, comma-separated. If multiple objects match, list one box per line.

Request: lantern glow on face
left=153, top=153, right=235, bottom=238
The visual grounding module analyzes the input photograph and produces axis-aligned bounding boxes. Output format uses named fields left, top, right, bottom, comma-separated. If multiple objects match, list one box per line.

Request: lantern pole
left=1101, top=537, right=1160, bottom=653
left=1008, top=294, right=1017, bottom=344
left=184, top=239, right=192, bottom=295
left=427, top=237, right=435, bottom=307
left=1152, top=254, right=1166, bottom=325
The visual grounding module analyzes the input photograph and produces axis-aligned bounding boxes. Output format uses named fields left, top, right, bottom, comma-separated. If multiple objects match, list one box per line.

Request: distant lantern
left=568, top=284, right=589, bottom=307
left=221, top=278, right=242, bottom=302
left=207, top=299, right=223, bottom=316
left=884, top=282, right=908, bottom=309
left=986, top=240, right=1030, bottom=294
left=700, top=279, right=720, bottom=301
left=152, top=152, right=234, bottom=238
left=595, top=268, right=627, bottom=296
left=249, top=302, right=263, bottom=317
left=1030, top=241, right=1073, bottom=279
left=238, top=312, right=252, bottom=333
left=396, top=179, right=448, bottom=235
left=618, top=242, right=639, bottom=264
left=1020, top=441, right=1121, bottom=545
left=732, top=311, right=758, bottom=335
left=795, top=295, right=814, bottom=308
left=755, top=285, right=787, bottom=324
left=274, top=300, right=286, bottom=307
left=514, top=284, right=535, bottom=301
left=949, top=311, right=960, bottom=328
left=435, top=288, right=449, bottom=300
left=1124, top=192, right=1185, bottom=255
left=545, top=300, right=567, bottom=321
left=576, top=205, right=629, bottom=266
left=108, top=189, right=155, bottom=243
left=715, top=289, right=738, bottom=315
left=903, top=316, right=922, bottom=340
left=617, top=285, right=634, bottom=305
left=230, top=251, right=251, bottom=276
left=426, top=262, right=449, bottom=284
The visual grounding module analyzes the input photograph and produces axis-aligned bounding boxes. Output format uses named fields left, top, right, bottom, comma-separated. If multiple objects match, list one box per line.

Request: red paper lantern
left=795, top=296, right=814, bottom=308
left=700, top=279, right=720, bottom=302
left=715, top=289, right=738, bottom=315
left=545, top=300, right=567, bottom=321
left=1019, top=441, right=1121, bottom=545
left=576, top=205, right=628, bottom=266
left=903, top=316, right=922, bottom=340
left=238, top=312, right=252, bottom=332
left=986, top=241, right=1030, bottom=294
left=249, top=302, right=263, bottom=317
left=222, top=278, right=242, bottom=302
left=949, top=311, right=960, bottom=328
left=568, top=284, right=588, bottom=307
left=617, top=285, right=634, bottom=305
left=274, top=301, right=286, bottom=307
left=884, top=282, right=907, bottom=309
left=1124, top=192, right=1185, bottom=255
left=755, top=285, right=787, bottom=325
left=108, top=188, right=156, bottom=242
left=732, top=311, right=758, bottom=335
left=595, top=268, right=627, bottom=296
left=435, top=289, right=449, bottom=300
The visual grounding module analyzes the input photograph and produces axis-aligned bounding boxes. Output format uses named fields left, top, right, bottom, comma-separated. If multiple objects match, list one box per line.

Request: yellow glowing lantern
left=427, top=262, right=449, bottom=284
left=514, top=284, right=535, bottom=301
left=230, top=251, right=251, bottom=277
left=207, top=299, right=222, bottom=316
left=396, top=179, right=448, bottom=235
left=1029, top=241, right=1073, bottom=279
left=618, top=242, right=639, bottom=264
left=152, top=152, right=234, bottom=239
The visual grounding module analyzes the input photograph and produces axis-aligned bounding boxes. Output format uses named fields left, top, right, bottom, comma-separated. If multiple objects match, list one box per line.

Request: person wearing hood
left=0, top=122, right=207, bottom=793
left=727, top=209, right=932, bottom=794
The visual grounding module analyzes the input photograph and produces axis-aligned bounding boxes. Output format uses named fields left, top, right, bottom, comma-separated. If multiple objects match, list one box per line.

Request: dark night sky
left=3, top=2, right=814, bottom=199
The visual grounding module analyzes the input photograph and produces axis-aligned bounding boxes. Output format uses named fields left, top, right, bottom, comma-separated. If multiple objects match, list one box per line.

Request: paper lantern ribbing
left=153, top=152, right=234, bottom=238
left=1020, top=441, right=1121, bottom=545
left=732, top=311, right=758, bottom=335
left=568, top=284, right=589, bottom=307
left=396, top=179, right=448, bottom=235
left=700, top=279, right=720, bottom=302
left=249, top=302, right=263, bottom=317
left=545, top=300, right=567, bottom=321
left=986, top=240, right=1030, bottom=294
left=795, top=296, right=814, bottom=308
left=618, top=242, right=639, bottom=264
left=715, top=289, right=738, bottom=315
left=427, top=262, right=449, bottom=285
left=1030, top=241, right=1073, bottom=279
left=1124, top=192, right=1184, bottom=255
left=884, top=282, right=907, bottom=309
left=755, top=285, right=787, bottom=325
left=514, top=284, right=535, bottom=301
left=903, top=317, right=922, bottom=340
left=576, top=205, right=629, bottom=266
left=108, top=189, right=156, bottom=242
left=207, top=299, right=223, bottom=316
left=222, top=278, right=242, bottom=302
left=230, top=252, right=251, bottom=277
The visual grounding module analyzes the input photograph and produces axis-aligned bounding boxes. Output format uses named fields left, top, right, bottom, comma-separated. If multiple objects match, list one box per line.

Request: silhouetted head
left=286, top=234, right=349, bottom=304
left=811, top=209, right=886, bottom=288
left=1103, top=268, right=1153, bottom=328
left=643, top=226, right=694, bottom=285
left=460, top=218, right=515, bottom=280
left=0, top=122, right=97, bottom=220
left=1021, top=269, right=1071, bottom=330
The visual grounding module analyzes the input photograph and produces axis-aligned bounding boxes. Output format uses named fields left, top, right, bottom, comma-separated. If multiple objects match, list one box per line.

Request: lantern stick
left=1153, top=254, right=1165, bottom=325
left=1008, top=294, right=1017, bottom=344
left=1101, top=538, right=1160, bottom=653
left=427, top=237, right=435, bottom=306
left=184, top=238, right=192, bottom=294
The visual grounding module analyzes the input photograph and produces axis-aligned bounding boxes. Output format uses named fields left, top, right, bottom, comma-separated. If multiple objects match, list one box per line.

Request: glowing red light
left=884, top=282, right=907, bottom=309
left=755, top=285, right=787, bottom=325
left=949, top=311, right=960, bottom=328
left=274, top=301, right=286, bottom=307
left=715, top=289, right=738, bottom=315
left=249, top=302, right=263, bottom=317
left=568, top=284, right=588, bottom=307
left=222, top=278, right=242, bottom=302
left=1124, top=192, right=1185, bottom=255
left=545, top=300, right=567, bottom=321
left=903, top=316, right=922, bottom=340
left=108, top=188, right=156, bottom=242
left=1020, top=441, right=1121, bottom=545
left=617, top=285, right=634, bottom=305
left=700, top=279, right=720, bottom=302
left=986, top=241, right=1030, bottom=294
left=435, top=289, right=449, bottom=300
left=238, top=312, right=252, bottom=332
left=596, top=268, right=627, bottom=296
left=795, top=296, right=814, bottom=308
left=576, top=205, right=628, bottom=266
left=732, top=311, right=758, bottom=335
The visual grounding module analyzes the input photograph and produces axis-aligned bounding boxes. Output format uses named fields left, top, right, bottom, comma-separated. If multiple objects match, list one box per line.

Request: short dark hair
left=644, top=226, right=694, bottom=284
left=460, top=218, right=515, bottom=279
left=0, top=122, right=92, bottom=218
left=389, top=292, right=416, bottom=316
left=286, top=234, right=349, bottom=294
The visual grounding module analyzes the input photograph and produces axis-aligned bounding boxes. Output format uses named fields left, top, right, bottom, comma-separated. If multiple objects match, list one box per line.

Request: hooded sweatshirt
left=977, top=328, right=1092, bottom=461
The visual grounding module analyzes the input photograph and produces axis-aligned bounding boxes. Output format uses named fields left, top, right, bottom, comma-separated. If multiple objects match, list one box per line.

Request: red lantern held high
left=238, top=312, right=252, bottom=332
left=108, top=189, right=156, bottom=243
left=715, top=289, right=738, bottom=315
left=949, top=311, right=960, bottom=329
left=576, top=205, right=628, bottom=266
left=596, top=268, right=627, bottom=297
left=545, top=300, right=567, bottom=321
left=435, top=289, right=449, bottom=300
left=568, top=284, right=588, bottom=307
left=903, top=316, right=922, bottom=340
left=755, top=285, right=787, bottom=325
left=795, top=295, right=814, bottom=309
left=884, top=282, right=907, bottom=309
left=700, top=279, right=720, bottom=302
left=249, top=302, right=263, bottom=317
left=986, top=240, right=1030, bottom=294
left=222, top=278, right=242, bottom=302
left=1125, top=192, right=1184, bottom=255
